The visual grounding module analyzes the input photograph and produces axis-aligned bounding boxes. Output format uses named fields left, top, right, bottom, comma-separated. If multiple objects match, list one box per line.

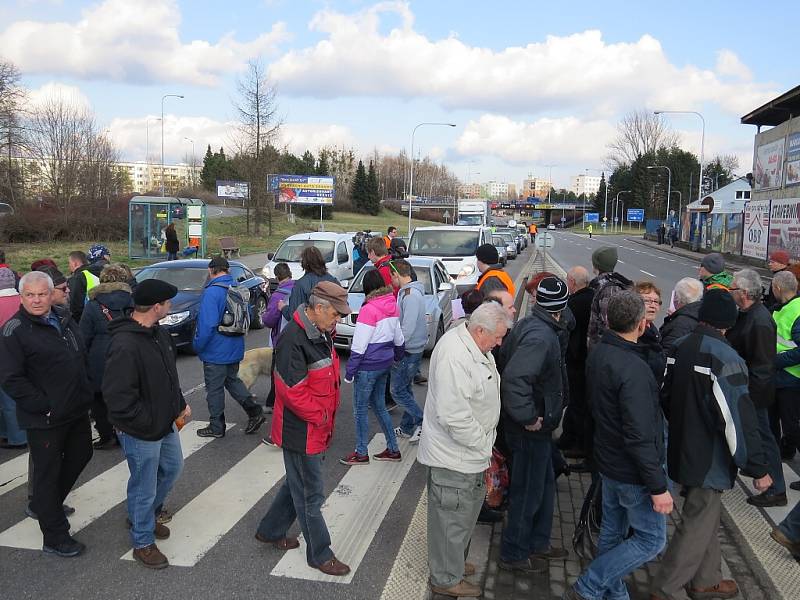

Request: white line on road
left=122, top=441, right=284, bottom=567
left=0, top=453, right=28, bottom=497
left=0, top=421, right=231, bottom=550
left=617, top=260, right=625, bottom=264
left=271, top=434, right=418, bottom=584
left=182, top=383, right=206, bottom=396
left=640, top=269, right=655, bottom=276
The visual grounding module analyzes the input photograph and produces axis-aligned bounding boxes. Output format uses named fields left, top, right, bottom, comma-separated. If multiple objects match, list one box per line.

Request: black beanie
left=536, top=276, right=569, bottom=313
left=699, top=288, right=738, bottom=330
left=476, top=243, right=499, bottom=265
left=133, top=279, right=178, bottom=306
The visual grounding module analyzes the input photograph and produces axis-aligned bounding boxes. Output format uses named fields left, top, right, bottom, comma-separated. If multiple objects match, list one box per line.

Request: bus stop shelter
left=128, top=196, right=207, bottom=260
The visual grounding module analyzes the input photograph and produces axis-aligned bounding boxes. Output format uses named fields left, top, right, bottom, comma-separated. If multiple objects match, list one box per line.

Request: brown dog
left=238, top=347, right=273, bottom=391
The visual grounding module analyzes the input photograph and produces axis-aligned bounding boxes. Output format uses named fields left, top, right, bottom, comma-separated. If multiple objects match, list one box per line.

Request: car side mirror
left=341, top=280, right=351, bottom=289
left=438, top=282, right=453, bottom=292
left=267, top=252, right=274, bottom=260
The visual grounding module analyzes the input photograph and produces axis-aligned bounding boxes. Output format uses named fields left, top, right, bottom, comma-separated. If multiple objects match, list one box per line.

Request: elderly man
left=485, top=288, right=516, bottom=323
left=255, top=282, right=353, bottom=577
left=660, top=277, right=704, bottom=355
left=771, top=271, right=800, bottom=465
left=418, top=302, right=510, bottom=598
left=651, top=289, right=771, bottom=600
left=726, top=269, right=784, bottom=507
left=0, top=271, right=93, bottom=557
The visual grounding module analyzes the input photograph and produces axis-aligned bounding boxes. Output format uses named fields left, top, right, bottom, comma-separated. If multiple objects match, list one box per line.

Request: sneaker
left=394, top=427, right=412, bottom=439
left=413, top=374, right=428, bottom=385
left=245, top=409, right=266, bottom=435
left=373, top=448, right=401, bottom=462
left=531, top=546, right=569, bottom=561
left=746, top=491, right=788, bottom=507
left=261, top=435, right=278, bottom=447
left=790, top=481, right=800, bottom=492
left=408, top=425, right=422, bottom=444
left=132, top=544, right=169, bottom=569
left=339, top=452, right=369, bottom=466
left=43, top=538, right=85, bottom=558
left=314, top=556, right=351, bottom=576
left=92, top=435, right=119, bottom=450
left=197, top=426, right=225, bottom=438
left=498, top=556, right=548, bottom=574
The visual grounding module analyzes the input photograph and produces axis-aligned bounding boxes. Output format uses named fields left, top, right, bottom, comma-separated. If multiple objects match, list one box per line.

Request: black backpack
left=213, top=283, right=251, bottom=336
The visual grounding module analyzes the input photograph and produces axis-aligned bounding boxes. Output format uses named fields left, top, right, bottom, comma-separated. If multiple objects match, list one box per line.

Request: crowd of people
left=2, top=235, right=800, bottom=598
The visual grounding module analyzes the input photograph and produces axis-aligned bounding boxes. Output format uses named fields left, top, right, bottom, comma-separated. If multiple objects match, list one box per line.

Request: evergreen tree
left=316, top=151, right=330, bottom=176
left=301, top=150, right=316, bottom=174
left=366, top=160, right=380, bottom=215
left=200, top=145, right=215, bottom=190
left=594, top=173, right=607, bottom=214
left=350, top=160, right=368, bottom=213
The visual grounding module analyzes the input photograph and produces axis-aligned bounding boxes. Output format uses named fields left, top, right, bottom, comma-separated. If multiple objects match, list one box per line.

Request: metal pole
left=408, top=122, right=456, bottom=237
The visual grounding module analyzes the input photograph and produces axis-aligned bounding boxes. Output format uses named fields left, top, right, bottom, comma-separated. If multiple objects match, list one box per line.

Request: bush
left=0, top=203, right=129, bottom=243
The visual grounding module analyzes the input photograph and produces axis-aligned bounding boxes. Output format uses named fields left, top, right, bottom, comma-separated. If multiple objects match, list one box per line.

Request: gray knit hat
left=701, top=253, right=724, bottom=275
left=592, top=246, right=618, bottom=273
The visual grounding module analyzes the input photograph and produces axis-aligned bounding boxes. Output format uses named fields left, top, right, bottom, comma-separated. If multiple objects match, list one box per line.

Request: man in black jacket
left=566, top=291, right=672, bottom=600
left=497, top=276, right=569, bottom=574
left=726, top=268, right=785, bottom=508
left=104, top=279, right=190, bottom=570
left=660, top=277, right=703, bottom=355
left=67, top=250, right=104, bottom=322
left=0, top=270, right=93, bottom=558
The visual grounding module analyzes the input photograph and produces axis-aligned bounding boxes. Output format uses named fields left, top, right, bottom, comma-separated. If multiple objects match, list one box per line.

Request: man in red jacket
left=367, top=236, right=394, bottom=289
left=254, top=282, right=352, bottom=576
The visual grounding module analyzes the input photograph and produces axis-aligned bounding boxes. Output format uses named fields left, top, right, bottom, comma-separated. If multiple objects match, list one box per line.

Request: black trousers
left=90, top=391, right=114, bottom=439
left=776, top=387, right=800, bottom=453
left=560, top=363, right=588, bottom=451
left=27, top=416, right=93, bottom=546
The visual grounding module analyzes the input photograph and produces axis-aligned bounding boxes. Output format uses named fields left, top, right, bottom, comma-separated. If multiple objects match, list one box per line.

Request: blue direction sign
left=627, top=208, right=645, bottom=222
left=584, top=212, right=599, bottom=223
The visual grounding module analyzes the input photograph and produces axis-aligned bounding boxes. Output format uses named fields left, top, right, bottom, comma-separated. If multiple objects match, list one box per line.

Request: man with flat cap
left=104, top=279, right=190, bottom=569
left=255, top=281, right=352, bottom=577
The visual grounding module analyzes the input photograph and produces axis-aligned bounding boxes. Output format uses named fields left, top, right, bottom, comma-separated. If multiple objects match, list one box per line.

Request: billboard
left=269, top=175, right=335, bottom=205
left=786, top=132, right=800, bottom=187
left=742, top=199, right=770, bottom=260
left=216, top=180, right=249, bottom=199
left=584, top=212, right=599, bottom=223
left=768, top=198, right=800, bottom=260
left=754, top=137, right=785, bottom=190
left=627, top=208, right=645, bottom=222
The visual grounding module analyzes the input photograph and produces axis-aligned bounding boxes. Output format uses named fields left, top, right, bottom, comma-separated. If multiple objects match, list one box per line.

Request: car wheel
left=250, top=294, right=267, bottom=329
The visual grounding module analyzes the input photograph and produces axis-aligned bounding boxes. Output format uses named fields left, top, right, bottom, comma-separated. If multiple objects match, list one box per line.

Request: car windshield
left=492, top=236, right=506, bottom=246
left=498, top=233, right=515, bottom=244
left=136, top=267, right=208, bottom=291
left=350, top=265, right=432, bottom=294
left=456, top=215, right=482, bottom=226
left=273, top=240, right=335, bottom=263
left=409, top=230, right=480, bottom=257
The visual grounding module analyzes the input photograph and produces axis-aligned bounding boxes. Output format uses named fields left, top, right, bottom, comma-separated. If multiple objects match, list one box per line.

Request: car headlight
left=262, top=264, right=274, bottom=279
left=159, top=311, right=191, bottom=326
left=456, top=264, right=476, bottom=279
left=338, top=315, right=349, bottom=324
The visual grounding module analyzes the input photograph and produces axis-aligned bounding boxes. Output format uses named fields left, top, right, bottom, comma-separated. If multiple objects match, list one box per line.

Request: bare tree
left=606, top=110, right=680, bottom=168
left=0, top=60, right=28, bottom=206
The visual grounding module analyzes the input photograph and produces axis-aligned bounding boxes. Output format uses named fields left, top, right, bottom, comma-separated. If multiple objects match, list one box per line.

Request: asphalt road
left=207, top=204, right=246, bottom=219
left=0, top=242, right=536, bottom=600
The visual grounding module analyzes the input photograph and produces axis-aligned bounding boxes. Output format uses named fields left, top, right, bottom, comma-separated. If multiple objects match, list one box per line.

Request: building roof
left=685, top=178, right=751, bottom=214
left=741, top=84, right=800, bottom=127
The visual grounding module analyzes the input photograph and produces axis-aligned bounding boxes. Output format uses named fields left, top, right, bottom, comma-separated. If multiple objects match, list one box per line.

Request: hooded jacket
left=397, top=280, right=428, bottom=354
left=702, top=270, right=733, bottom=291
left=194, top=273, right=245, bottom=364
left=587, top=330, right=667, bottom=495
left=280, top=271, right=338, bottom=322
left=659, top=300, right=701, bottom=355
left=345, top=287, right=405, bottom=380
left=103, top=317, right=185, bottom=441
left=80, top=282, right=134, bottom=391
left=587, top=271, right=633, bottom=350
left=0, top=304, right=92, bottom=429
left=726, top=301, right=776, bottom=409
left=263, top=279, right=295, bottom=347
left=498, top=304, right=567, bottom=438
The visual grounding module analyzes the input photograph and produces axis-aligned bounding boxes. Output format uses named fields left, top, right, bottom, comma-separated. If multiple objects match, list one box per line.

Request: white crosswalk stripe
left=0, top=453, right=28, bottom=497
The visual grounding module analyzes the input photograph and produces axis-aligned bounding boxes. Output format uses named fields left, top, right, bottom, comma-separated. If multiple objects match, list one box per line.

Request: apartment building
left=570, top=174, right=602, bottom=197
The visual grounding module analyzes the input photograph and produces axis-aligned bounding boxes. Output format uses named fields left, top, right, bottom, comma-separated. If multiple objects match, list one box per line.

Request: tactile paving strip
left=380, top=490, right=431, bottom=600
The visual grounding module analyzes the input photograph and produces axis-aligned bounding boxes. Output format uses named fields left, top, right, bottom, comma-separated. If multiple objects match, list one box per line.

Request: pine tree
left=316, top=151, right=330, bottom=176
left=200, top=145, right=215, bottom=190
left=350, top=160, right=368, bottom=213
left=366, top=160, right=380, bottom=215
left=301, top=150, right=316, bottom=174
left=594, top=173, right=607, bottom=214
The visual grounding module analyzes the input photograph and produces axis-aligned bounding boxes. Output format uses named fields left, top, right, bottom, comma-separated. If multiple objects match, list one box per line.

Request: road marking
left=617, top=260, right=625, bottom=264
left=0, top=453, right=28, bottom=497
left=182, top=383, right=206, bottom=396
left=271, top=434, right=418, bottom=583
left=639, top=269, right=655, bottom=276
left=121, top=442, right=284, bottom=566
left=0, top=421, right=231, bottom=550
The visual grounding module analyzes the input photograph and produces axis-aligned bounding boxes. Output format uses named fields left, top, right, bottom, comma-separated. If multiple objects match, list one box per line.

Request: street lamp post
left=543, top=164, right=556, bottom=202
left=184, top=137, right=195, bottom=188
left=654, top=110, right=705, bottom=202
left=161, top=94, right=184, bottom=197
left=614, top=190, right=631, bottom=234
left=408, top=122, right=456, bottom=236
left=647, top=165, right=672, bottom=222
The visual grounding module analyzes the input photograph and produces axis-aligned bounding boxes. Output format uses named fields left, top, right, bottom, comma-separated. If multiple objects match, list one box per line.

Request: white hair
left=773, top=271, right=798, bottom=296
left=19, top=270, right=53, bottom=293
left=733, top=269, right=763, bottom=301
left=468, top=301, right=511, bottom=334
left=307, top=294, right=331, bottom=309
left=568, top=266, right=590, bottom=288
left=673, top=277, right=704, bottom=307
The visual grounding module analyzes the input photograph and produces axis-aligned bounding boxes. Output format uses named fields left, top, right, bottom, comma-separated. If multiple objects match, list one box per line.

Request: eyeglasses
left=643, top=298, right=662, bottom=305
left=55, top=285, right=68, bottom=292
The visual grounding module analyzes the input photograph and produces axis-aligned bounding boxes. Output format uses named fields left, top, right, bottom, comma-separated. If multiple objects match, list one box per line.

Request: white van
left=262, top=232, right=355, bottom=288
left=408, top=225, right=493, bottom=293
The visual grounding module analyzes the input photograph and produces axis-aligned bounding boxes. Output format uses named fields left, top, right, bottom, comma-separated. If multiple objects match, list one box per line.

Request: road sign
left=560, top=216, right=566, bottom=222
left=627, top=208, right=645, bottom=222
left=535, top=232, right=555, bottom=249
left=442, top=210, right=451, bottom=219
left=400, top=205, right=421, bottom=212
left=585, top=212, right=599, bottom=223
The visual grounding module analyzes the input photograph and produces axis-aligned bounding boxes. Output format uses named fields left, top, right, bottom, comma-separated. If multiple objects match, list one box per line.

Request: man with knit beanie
left=475, top=244, right=515, bottom=296
left=651, top=289, right=770, bottom=600
left=764, top=249, right=791, bottom=311
left=497, top=276, right=570, bottom=574
left=587, top=246, right=632, bottom=350
left=698, top=253, right=732, bottom=291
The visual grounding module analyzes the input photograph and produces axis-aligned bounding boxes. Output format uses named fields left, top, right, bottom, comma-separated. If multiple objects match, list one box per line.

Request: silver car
left=496, top=232, right=518, bottom=259
left=334, top=257, right=456, bottom=355
left=492, top=235, right=509, bottom=266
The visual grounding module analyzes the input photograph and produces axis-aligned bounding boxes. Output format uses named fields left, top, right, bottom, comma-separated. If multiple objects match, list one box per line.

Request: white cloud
left=716, top=49, right=752, bottom=81
left=0, top=0, right=290, bottom=86
left=28, top=81, right=92, bottom=110
left=268, top=2, right=776, bottom=117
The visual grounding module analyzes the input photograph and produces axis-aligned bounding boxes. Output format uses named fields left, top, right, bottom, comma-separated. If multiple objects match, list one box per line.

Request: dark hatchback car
left=135, top=259, right=269, bottom=352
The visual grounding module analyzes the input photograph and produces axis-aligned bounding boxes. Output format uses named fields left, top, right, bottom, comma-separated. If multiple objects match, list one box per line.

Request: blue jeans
left=574, top=476, right=667, bottom=600
left=500, top=433, right=555, bottom=562
left=756, top=407, right=786, bottom=494
left=779, top=499, right=800, bottom=546
left=118, top=426, right=184, bottom=548
left=0, top=387, right=26, bottom=445
left=203, top=362, right=261, bottom=434
left=390, top=352, right=424, bottom=435
left=353, top=369, right=398, bottom=455
left=257, top=449, right=333, bottom=567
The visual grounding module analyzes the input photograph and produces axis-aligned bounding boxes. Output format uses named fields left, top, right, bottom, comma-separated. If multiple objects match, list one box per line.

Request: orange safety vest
left=384, top=236, right=392, bottom=249
left=528, top=224, right=537, bottom=234
left=476, top=269, right=516, bottom=296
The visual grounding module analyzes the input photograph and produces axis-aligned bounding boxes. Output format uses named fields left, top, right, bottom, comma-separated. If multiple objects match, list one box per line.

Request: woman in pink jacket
left=0, top=266, right=26, bottom=448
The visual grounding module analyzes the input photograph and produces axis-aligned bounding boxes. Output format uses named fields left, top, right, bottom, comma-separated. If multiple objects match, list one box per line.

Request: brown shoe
left=687, top=579, right=738, bottom=599
left=254, top=532, right=300, bottom=550
left=132, top=544, right=168, bottom=569
left=314, top=556, right=350, bottom=576
left=531, top=546, right=569, bottom=560
left=771, top=527, right=800, bottom=557
left=154, top=522, right=170, bottom=540
left=464, top=561, right=476, bottom=577
left=430, top=579, right=481, bottom=598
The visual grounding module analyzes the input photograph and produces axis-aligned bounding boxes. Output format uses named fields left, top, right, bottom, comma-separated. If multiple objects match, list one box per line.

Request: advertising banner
left=768, top=198, right=800, bottom=260
left=786, top=132, right=800, bottom=187
left=269, top=175, right=335, bottom=205
left=742, top=199, right=770, bottom=259
left=754, top=137, right=785, bottom=190
left=216, top=180, right=249, bottom=199
left=627, top=208, right=644, bottom=222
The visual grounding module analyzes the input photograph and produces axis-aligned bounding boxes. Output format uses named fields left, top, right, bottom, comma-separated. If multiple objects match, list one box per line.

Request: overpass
left=400, top=200, right=594, bottom=225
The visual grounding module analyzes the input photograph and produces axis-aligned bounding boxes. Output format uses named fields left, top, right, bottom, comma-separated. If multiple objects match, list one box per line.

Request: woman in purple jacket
left=261, top=263, right=294, bottom=417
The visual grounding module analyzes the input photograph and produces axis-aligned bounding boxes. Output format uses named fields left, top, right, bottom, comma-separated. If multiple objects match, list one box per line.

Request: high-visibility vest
left=384, top=236, right=392, bottom=249
left=774, top=296, right=800, bottom=379
left=476, top=268, right=516, bottom=296
left=529, top=224, right=537, bottom=234
left=83, top=269, right=99, bottom=303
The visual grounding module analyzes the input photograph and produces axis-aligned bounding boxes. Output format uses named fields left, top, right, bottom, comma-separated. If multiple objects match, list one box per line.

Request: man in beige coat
left=417, top=301, right=511, bottom=598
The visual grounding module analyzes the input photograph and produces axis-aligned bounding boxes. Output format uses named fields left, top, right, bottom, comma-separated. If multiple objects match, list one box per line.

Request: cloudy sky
left=1, top=0, right=790, bottom=189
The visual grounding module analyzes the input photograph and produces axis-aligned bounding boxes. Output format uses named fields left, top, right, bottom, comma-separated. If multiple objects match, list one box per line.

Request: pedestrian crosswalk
left=0, top=452, right=27, bottom=497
